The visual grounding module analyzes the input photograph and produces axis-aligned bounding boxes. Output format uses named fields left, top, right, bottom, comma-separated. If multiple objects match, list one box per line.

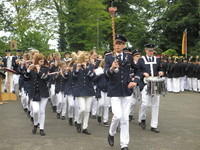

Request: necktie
left=119, top=54, right=122, bottom=61
left=149, top=57, right=152, bottom=62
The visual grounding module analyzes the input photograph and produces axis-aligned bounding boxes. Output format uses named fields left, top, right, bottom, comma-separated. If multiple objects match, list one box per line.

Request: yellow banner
left=181, top=29, right=187, bottom=55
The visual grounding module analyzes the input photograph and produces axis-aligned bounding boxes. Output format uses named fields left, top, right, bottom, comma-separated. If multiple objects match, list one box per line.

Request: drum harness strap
left=142, top=56, right=157, bottom=97
left=142, top=56, right=157, bottom=77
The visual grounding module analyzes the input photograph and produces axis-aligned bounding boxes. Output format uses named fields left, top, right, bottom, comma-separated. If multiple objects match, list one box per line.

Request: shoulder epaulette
left=105, top=52, right=112, bottom=56
left=124, top=51, right=132, bottom=55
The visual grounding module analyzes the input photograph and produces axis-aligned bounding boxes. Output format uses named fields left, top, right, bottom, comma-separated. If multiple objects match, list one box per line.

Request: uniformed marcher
left=94, top=60, right=110, bottom=126
left=137, top=43, right=164, bottom=133
left=129, top=49, right=141, bottom=121
left=186, top=58, right=195, bottom=91
left=72, top=52, right=96, bottom=135
left=166, top=57, right=174, bottom=92
left=90, top=50, right=100, bottom=119
left=2, top=49, right=14, bottom=92
left=26, top=53, right=49, bottom=136
left=172, top=57, right=182, bottom=93
left=64, top=62, right=75, bottom=126
left=12, top=49, right=23, bottom=93
left=105, top=35, right=140, bottom=150
left=49, top=52, right=61, bottom=112
left=55, top=61, right=68, bottom=120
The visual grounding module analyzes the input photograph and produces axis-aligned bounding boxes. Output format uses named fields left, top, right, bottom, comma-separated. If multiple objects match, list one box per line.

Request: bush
left=162, top=49, right=178, bottom=56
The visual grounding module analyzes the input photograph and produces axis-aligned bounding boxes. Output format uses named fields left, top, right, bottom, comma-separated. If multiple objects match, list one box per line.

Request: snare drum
left=145, top=77, right=167, bottom=96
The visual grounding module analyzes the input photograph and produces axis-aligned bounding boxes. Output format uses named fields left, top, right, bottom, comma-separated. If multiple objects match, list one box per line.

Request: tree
left=67, top=0, right=110, bottom=51
left=103, top=0, right=152, bottom=50
left=21, top=31, right=50, bottom=52
left=152, top=0, right=200, bottom=55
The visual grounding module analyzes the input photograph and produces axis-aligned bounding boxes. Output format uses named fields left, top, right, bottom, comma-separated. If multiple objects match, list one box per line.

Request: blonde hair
left=29, top=49, right=39, bottom=60
left=77, top=51, right=90, bottom=64
left=33, top=53, right=44, bottom=65
left=99, top=60, right=105, bottom=67
left=53, top=52, right=61, bottom=60
left=23, top=53, right=30, bottom=60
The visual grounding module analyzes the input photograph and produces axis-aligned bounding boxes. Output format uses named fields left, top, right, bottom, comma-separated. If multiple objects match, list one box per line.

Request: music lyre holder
left=108, top=0, right=117, bottom=52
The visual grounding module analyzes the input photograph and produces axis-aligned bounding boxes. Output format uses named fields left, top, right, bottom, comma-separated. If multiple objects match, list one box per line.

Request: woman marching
left=49, top=52, right=61, bottom=112
left=72, top=51, right=96, bottom=135
left=55, top=61, right=69, bottom=120
left=26, top=53, right=49, bottom=136
left=94, top=60, right=110, bottom=127
left=64, top=61, right=75, bottom=126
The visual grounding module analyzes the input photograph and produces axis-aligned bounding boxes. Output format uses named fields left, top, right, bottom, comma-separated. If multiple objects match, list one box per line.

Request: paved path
left=0, top=92, right=200, bottom=150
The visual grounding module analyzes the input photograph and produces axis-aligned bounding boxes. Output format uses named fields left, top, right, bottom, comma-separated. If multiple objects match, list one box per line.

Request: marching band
left=0, top=36, right=200, bottom=150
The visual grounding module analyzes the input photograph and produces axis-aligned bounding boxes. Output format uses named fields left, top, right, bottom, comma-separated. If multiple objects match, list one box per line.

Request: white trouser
left=12, top=74, right=20, bottom=92
left=180, top=77, right=185, bottom=92
left=50, top=84, right=57, bottom=106
left=56, top=92, right=67, bottom=117
left=4, top=72, right=13, bottom=92
left=77, top=96, right=93, bottom=130
left=167, top=78, right=173, bottom=92
left=32, top=98, right=48, bottom=130
left=28, top=95, right=32, bottom=114
left=138, top=86, right=160, bottom=128
left=97, top=92, right=110, bottom=123
left=187, top=78, right=192, bottom=91
left=21, top=88, right=28, bottom=109
left=172, top=78, right=180, bottom=93
left=109, top=96, right=132, bottom=149
left=184, top=76, right=189, bottom=90
left=192, top=78, right=198, bottom=92
left=74, top=97, right=79, bottom=122
left=66, top=95, right=74, bottom=118
left=198, top=80, right=200, bottom=92
left=91, top=96, right=98, bottom=116
left=129, top=96, right=139, bottom=116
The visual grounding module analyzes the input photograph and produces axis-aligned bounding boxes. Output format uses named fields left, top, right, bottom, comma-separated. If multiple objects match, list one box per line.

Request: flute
left=48, top=72, right=60, bottom=75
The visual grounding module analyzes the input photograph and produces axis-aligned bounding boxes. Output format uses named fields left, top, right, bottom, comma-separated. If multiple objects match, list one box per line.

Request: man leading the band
left=104, top=35, right=141, bottom=150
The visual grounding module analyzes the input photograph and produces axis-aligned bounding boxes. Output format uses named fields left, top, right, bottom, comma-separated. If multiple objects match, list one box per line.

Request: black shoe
left=52, top=106, right=56, bottom=113
left=40, top=130, right=46, bottom=136
left=121, top=147, right=128, bottom=150
left=107, top=134, right=114, bottom=147
left=57, top=113, right=60, bottom=119
left=117, top=126, right=120, bottom=132
left=4, top=89, right=7, bottom=93
left=76, top=123, right=81, bottom=133
left=97, top=116, right=101, bottom=124
left=12, top=91, right=15, bottom=94
left=109, top=107, right=112, bottom=112
left=74, top=121, right=77, bottom=127
left=69, top=118, right=73, bottom=126
left=103, top=122, right=109, bottom=127
left=24, top=108, right=28, bottom=112
left=61, top=116, right=66, bottom=120
left=139, top=120, right=146, bottom=130
left=129, top=115, right=133, bottom=122
left=32, top=125, right=37, bottom=134
left=30, top=117, right=34, bottom=124
left=82, top=129, right=91, bottom=135
left=151, top=127, right=160, bottom=133
left=91, top=115, right=96, bottom=119
left=27, top=111, right=31, bottom=118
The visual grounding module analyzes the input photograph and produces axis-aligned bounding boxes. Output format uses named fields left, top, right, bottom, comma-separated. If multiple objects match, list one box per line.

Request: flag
left=181, top=29, right=187, bottom=55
